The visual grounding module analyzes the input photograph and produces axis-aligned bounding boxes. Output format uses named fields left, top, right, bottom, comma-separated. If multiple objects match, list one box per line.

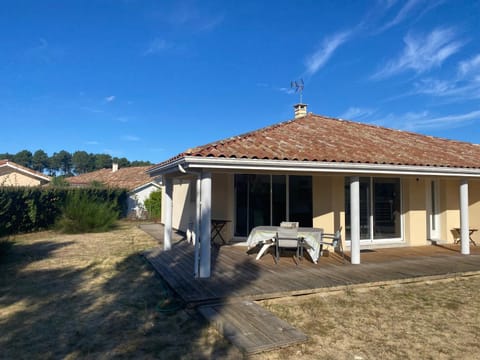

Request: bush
left=56, top=192, right=119, bottom=233
left=144, top=190, right=162, bottom=221
left=0, top=187, right=128, bottom=236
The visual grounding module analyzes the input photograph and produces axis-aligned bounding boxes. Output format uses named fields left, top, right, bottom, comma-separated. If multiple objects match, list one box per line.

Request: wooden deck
left=198, top=300, right=308, bottom=355
left=144, top=239, right=480, bottom=305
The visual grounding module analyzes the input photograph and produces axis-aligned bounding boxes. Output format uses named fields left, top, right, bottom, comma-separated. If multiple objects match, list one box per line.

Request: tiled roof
left=66, top=166, right=156, bottom=190
left=156, top=114, right=480, bottom=169
left=0, top=159, right=51, bottom=181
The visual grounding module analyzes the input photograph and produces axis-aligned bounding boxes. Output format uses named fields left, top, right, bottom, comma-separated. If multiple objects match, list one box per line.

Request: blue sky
left=1, top=0, right=480, bottom=163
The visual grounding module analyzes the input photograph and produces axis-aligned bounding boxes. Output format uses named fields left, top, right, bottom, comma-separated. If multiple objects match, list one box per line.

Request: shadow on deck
left=143, top=234, right=480, bottom=306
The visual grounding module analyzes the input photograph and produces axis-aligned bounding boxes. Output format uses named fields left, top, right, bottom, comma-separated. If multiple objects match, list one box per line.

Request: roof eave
left=148, top=156, right=480, bottom=178
left=0, top=163, right=51, bottom=182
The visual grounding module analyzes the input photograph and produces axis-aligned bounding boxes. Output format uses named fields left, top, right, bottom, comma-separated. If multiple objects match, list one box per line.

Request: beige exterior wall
left=0, top=172, right=42, bottom=187
left=212, top=173, right=234, bottom=242
left=440, top=179, right=460, bottom=242
left=163, top=177, right=196, bottom=232
left=166, top=172, right=480, bottom=247
left=403, top=177, right=427, bottom=246
left=469, top=179, right=480, bottom=245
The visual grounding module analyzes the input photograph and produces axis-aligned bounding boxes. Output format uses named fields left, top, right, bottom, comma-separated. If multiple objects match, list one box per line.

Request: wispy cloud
left=105, top=95, right=116, bottom=102
left=122, top=135, right=141, bottom=142
left=24, top=38, right=65, bottom=64
left=86, top=140, right=100, bottom=145
left=458, top=54, right=480, bottom=78
left=374, top=109, right=480, bottom=131
left=412, top=53, right=480, bottom=101
left=378, top=0, right=422, bottom=31
left=304, top=31, right=351, bottom=76
left=339, top=107, right=376, bottom=121
left=143, top=38, right=170, bottom=56
left=372, top=28, right=464, bottom=79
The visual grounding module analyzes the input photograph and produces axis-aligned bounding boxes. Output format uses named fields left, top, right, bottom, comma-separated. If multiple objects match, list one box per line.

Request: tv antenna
left=291, top=79, right=304, bottom=103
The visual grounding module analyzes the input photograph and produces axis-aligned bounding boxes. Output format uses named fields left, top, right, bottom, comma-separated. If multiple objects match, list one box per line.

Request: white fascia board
left=148, top=156, right=480, bottom=178
left=1, top=163, right=51, bottom=181
left=131, top=181, right=162, bottom=193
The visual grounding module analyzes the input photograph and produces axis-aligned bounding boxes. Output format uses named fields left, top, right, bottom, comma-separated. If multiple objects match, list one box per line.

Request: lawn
left=0, top=222, right=240, bottom=360
left=1, top=223, right=480, bottom=359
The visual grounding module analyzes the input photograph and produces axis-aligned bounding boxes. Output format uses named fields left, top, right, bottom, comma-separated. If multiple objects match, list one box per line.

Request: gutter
left=147, top=156, right=480, bottom=178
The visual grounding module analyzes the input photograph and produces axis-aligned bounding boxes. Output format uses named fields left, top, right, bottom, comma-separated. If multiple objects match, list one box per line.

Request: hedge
left=0, top=187, right=128, bottom=237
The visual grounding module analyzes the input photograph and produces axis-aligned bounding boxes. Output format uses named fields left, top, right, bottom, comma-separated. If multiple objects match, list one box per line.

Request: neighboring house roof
left=0, top=159, right=51, bottom=183
left=66, top=166, right=160, bottom=191
left=148, top=113, right=480, bottom=175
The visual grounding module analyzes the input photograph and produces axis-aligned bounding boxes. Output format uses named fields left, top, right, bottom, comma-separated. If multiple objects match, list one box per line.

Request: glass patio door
left=234, top=174, right=311, bottom=237
left=345, top=177, right=402, bottom=242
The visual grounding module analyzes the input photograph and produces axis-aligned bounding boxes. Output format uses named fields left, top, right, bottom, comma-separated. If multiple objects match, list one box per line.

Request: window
left=234, top=174, right=312, bottom=236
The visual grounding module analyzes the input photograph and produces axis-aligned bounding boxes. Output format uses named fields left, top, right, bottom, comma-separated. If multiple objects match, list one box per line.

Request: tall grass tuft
left=56, top=192, right=119, bottom=233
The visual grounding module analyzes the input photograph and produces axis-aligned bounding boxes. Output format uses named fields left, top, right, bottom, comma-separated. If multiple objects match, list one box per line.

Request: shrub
left=0, top=187, right=128, bottom=236
left=144, top=190, right=162, bottom=221
left=56, top=192, right=119, bottom=233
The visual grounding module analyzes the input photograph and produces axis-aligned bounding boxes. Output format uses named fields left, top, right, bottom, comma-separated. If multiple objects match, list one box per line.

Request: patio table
left=247, top=226, right=323, bottom=263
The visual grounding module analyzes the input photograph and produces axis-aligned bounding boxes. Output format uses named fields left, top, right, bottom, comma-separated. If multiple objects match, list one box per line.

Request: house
left=0, top=159, right=51, bottom=186
left=66, top=164, right=162, bottom=218
left=147, top=104, right=480, bottom=278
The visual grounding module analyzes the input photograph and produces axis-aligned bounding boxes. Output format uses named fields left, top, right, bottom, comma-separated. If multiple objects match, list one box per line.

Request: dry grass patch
left=0, top=222, right=242, bottom=359
left=257, top=276, right=480, bottom=360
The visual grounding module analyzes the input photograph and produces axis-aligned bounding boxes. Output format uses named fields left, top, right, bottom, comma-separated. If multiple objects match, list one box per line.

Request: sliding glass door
left=234, top=174, right=312, bottom=237
left=345, top=177, right=402, bottom=242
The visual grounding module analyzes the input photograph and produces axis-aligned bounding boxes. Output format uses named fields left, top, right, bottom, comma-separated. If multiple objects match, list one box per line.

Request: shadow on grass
left=0, top=233, right=256, bottom=359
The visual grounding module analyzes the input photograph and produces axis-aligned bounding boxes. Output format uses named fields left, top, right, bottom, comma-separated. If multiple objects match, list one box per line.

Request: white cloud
left=86, top=140, right=100, bottom=145
left=373, top=28, right=464, bottom=79
left=143, top=38, right=170, bottom=56
left=304, top=31, right=351, bottom=76
left=374, top=109, right=480, bottom=131
left=105, top=95, right=116, bottom=102
left=339, top=107, right=376, bottom=121
left=379, top=0, right=421, bottom=31
left=458, top=54, right=480, bottom=78
left=277, top=87, right=295, bottom=95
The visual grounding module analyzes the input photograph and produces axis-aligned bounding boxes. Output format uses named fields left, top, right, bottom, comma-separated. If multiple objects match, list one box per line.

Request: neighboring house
left=66, top=164, right=162, bottom=218
left=147, top=104, right=480, bottom=277
left=0, top=159, right=51, bottom=186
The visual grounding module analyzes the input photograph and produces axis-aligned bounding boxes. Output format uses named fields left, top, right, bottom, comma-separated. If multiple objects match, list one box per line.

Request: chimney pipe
left=293, top=103, right=307, bottom=118
left=112, top=163, right=119, bottom=172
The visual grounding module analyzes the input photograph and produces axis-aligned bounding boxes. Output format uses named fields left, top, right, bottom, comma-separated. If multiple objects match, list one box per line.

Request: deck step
left=197, top=300, right=307, bottom=354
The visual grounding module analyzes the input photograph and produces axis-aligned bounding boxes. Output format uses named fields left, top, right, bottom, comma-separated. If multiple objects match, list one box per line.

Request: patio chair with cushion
left=274, top=224, right=304, bottom=265
left=321, top=226, right=345, bottom=262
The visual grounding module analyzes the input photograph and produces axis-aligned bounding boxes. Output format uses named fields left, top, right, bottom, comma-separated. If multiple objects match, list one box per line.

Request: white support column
left=199, top=171, right=212, bottom=278
left=350, top=176, right=361, bottom=264
left=460, top=179, right=470, bottom=255
left=194, top=176, right=201, bottom=278
left=164, top=177, right=173, bottom=251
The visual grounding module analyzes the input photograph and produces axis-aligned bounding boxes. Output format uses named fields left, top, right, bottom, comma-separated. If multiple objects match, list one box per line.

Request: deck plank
left=198, top=300, right=308, bottom=354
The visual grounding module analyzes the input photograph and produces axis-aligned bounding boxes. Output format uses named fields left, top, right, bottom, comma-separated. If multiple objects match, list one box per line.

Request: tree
left=13, top=150, right=33, bottom=167
left=112, top=157, right=130, bottom=168
left=50, top=150, right=73, bottom=175
left=72, top=151, right=93, bottom=174
left=0, top=153, right=13, bottom=161
left=94, top=154, right=112, bottom=170
left=131, top=160, right=152, bottom=166
left=32, top=150, right=49, bottom=173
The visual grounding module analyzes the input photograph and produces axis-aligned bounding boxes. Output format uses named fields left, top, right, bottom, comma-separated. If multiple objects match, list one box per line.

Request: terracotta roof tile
left=155, top=114, right=480, bottom=169
left=66, top=166, right=155, bottom=190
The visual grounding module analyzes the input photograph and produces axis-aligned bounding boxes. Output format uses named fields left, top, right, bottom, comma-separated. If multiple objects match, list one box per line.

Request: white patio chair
left=274, top=225, right=304, bottom=265
left=321, top=226, right=345, bottom=262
